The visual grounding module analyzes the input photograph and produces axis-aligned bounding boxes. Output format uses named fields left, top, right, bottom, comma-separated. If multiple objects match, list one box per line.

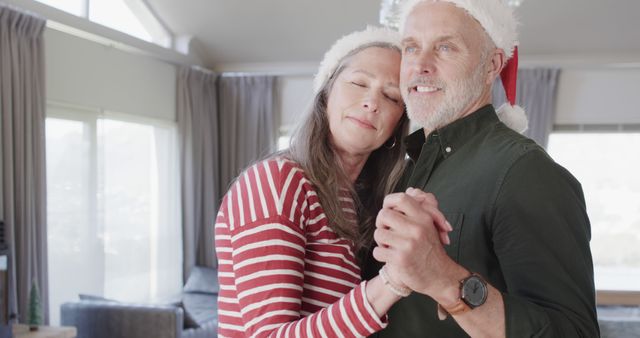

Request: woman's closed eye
left=383, top=90, right=403, bottom=105
left=384, top=93, right=400, bottom=104
left=350, top=81, right=366, bottom=87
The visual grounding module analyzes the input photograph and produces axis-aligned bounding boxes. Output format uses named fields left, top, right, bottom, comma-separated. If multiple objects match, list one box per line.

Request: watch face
left=461, top=275, right=488, bottom=308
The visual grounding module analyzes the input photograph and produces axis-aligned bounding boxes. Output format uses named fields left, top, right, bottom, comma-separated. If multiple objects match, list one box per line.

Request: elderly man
left=366, top=0, right=600, bottom=337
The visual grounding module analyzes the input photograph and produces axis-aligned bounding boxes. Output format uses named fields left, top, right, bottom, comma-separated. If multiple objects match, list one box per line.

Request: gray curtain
left=177, top=67, right=220, bottom=279
left=493, top=68, right=561, bottom=148
left=217, top=75, right=277, bottom=202
left=0, top=4, right=49, bottom=324
left=178, top=71, right=277, bottom=276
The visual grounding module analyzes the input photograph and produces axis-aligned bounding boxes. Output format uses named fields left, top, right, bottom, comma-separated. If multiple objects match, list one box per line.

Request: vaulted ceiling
left=145, top=0, right=640, bottom=69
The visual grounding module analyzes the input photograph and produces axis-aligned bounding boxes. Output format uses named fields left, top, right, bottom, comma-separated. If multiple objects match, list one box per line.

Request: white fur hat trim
left=497, top=103, right=528, bottom=133
left=399, top=0, right=519, bottom=59
left=313, top=26, right=402, bottom=93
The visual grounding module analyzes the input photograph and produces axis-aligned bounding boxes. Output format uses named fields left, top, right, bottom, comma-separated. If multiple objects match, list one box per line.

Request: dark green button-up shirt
left=364, top=105, right=599, bottom=337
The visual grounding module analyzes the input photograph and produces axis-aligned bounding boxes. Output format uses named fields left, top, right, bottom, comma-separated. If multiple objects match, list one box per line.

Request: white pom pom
left=496, top=103, right=528, bottom=134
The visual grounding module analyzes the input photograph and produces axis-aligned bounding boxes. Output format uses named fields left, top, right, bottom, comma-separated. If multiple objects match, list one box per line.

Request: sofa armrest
left=60, top=301, right=183, bottom=338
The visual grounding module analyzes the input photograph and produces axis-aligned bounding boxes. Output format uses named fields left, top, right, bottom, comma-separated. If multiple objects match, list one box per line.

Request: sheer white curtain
left=46, top=109, right=182, bottom=325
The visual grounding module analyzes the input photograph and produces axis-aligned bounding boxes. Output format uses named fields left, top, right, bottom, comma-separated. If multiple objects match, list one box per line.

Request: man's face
left=400, top=1, right=491, bottom=131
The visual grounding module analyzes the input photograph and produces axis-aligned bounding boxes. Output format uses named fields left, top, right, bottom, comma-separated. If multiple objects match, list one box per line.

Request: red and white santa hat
left=313, top=26, right=402, bottom=93
left=400, top=0, right=528, bottom=133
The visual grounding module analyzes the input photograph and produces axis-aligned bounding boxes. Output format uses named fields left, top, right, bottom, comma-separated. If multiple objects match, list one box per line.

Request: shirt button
left=445, top=146, right=452, bottom=153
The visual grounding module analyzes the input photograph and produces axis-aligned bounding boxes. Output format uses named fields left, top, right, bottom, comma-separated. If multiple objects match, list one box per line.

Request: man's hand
left=372, top=188, right=462, bottom=300
left=373, top=188, right=506, bottom=338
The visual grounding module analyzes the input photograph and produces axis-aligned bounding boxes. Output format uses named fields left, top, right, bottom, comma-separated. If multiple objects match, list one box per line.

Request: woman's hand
left=382, top=262, right=412, bottom=291
left=401, top=187, right=453, bottom=245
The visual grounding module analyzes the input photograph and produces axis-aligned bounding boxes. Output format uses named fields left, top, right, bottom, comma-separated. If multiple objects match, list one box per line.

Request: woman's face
left=326, top=47, right=404, bottom=157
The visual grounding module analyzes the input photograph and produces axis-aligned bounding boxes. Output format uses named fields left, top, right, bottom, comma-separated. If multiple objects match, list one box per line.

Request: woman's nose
left=362, top=91, right=381, bottom=113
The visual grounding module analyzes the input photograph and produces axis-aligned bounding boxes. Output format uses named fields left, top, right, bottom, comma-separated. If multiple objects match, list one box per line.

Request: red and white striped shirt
left=215, top=157, right=386, bottom=337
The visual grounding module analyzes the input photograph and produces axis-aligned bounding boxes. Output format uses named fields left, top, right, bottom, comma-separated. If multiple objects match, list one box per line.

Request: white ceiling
left=145, top=0, right=640, bottom=70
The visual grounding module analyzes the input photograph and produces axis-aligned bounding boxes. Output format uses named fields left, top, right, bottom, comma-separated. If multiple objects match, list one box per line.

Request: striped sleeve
left=226, top=159, right=386, bottom=337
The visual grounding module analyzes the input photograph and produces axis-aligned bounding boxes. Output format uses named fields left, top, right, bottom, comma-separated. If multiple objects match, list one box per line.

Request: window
left=277, top=135, right=290, bottom=151
left=36, top=0, right=172, bottom=48
left=89, top=0, right=153, bottom=43
left=46, top=106, right=181, bottom=325
left=36, top=0, right=86, bottom=16
left=277, top=126, right=293, bottom=151
left=547, top=129, right=640, bottom=293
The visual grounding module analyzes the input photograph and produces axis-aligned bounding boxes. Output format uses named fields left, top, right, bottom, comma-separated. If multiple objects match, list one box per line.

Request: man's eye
left=437, top=44, right=452, bottom=52
left=404, top=46, right=417, bottom=54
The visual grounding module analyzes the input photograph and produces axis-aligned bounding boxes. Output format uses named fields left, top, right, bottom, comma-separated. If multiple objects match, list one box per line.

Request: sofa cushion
left=78, top=294, right=118, bottom=302
left=182, top=293, right=218, bottom=326
left=173, top=301, right=200, bottom=329
left=78, top=293, right=200, bottom=329
left=598, top=306, right=640, bottom=338
left=183, top=266, right=219, bottom=295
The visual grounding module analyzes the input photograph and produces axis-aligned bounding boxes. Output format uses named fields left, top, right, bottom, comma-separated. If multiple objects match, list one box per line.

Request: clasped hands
left=373, top=187, right=454, bottom=296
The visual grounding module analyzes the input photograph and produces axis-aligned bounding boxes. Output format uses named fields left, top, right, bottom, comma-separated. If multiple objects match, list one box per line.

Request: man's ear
left=486, top=48, right=506, bottom=85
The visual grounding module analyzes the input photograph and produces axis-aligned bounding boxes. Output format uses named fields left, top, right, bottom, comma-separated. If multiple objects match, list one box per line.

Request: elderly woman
left=215, top=26, right=450, bottom=337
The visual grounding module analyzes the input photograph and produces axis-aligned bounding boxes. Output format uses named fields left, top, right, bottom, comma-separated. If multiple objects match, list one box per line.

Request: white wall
left=277, top=75, right=314, bottom=134
left=556, top=68, right=640, bottom=125
left=45, top=28, right=177, bottom=121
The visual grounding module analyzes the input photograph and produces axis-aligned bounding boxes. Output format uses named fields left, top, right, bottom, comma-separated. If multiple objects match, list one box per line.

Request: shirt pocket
left=442, top=212, right=464, bottom=262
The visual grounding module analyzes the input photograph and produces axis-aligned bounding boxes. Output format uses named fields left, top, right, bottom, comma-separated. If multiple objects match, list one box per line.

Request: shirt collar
left=405, top=104, right=500, bottom=161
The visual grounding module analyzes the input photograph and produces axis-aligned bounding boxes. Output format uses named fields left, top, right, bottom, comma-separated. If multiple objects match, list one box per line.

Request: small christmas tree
left=28, top=279, right=42, bottom=331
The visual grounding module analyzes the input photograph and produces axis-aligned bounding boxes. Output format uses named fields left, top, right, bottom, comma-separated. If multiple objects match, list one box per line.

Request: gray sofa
left=598, top=306, right=640, bottom=338
left=61, top=266, right=218, bottom=338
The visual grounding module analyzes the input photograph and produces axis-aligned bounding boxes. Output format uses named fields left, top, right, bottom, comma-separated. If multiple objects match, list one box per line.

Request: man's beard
left=405, top=63, right=486, bottom=133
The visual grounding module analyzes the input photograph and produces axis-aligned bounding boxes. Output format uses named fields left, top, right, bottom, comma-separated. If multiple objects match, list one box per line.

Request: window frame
left=549, top=124, right=640, bottom=305
left=45, top=101, right=183, bottom=323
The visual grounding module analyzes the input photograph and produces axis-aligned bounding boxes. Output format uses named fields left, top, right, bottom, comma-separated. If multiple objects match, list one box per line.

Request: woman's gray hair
left=286, top=43, right=409, bottom=255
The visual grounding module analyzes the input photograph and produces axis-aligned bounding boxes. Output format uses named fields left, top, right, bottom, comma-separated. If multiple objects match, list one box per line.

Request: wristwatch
left=438, top=273, right=488, bottom=318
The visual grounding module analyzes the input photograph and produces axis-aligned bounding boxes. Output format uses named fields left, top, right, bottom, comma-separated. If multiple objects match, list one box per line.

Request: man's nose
left=413, top=50, right=437, bottom=75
